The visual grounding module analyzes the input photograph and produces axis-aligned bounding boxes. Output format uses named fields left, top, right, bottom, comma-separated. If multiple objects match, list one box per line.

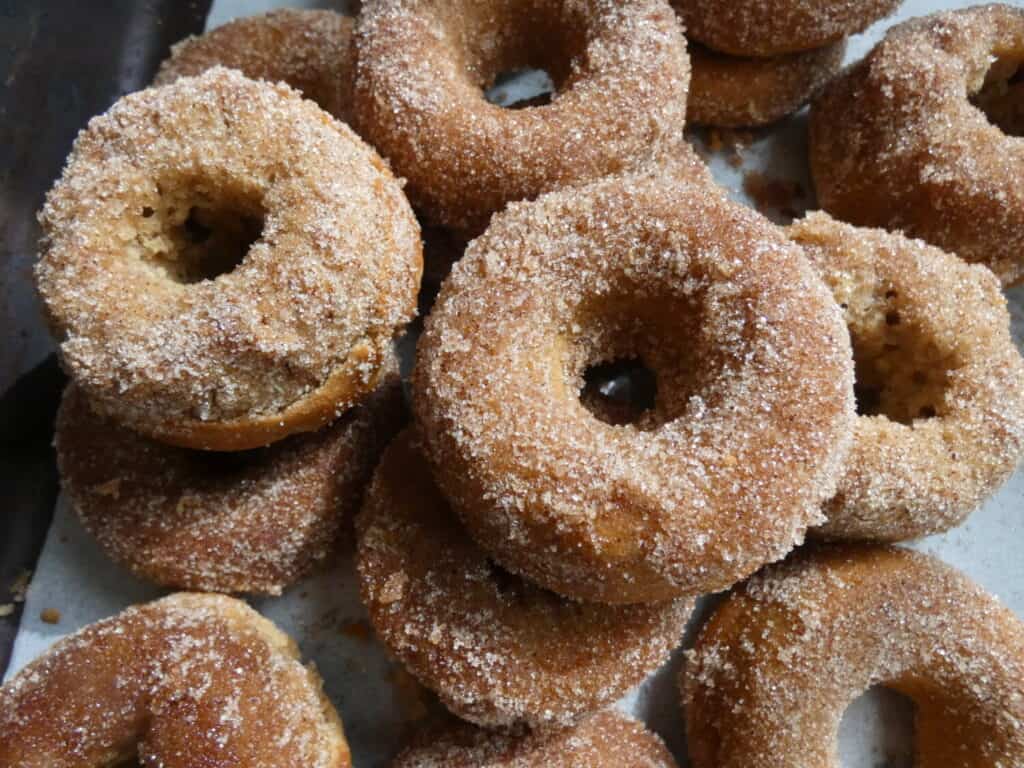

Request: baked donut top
left=0, top=593, right=350, bottom=767
left=353, top=0, right=691, bottom=233
left=685, top=546, right=1024, bottom=766
left=36, top=67, right=420, bottom=431
left=414, top=168, right=854, bottom=601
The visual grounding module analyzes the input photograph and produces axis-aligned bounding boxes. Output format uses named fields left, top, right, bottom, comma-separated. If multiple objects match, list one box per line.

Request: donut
left=810, top=5, right=1024, bottom=285
left=36, top=67, right=422, bottom=451
left=55, top=360, right=405, bottom=595
left=682, top=545, right=1024, bottom=767
left=356, top=431, right=692, bottom=729
left=787, top=213, right=1024, bottom=541
left=353, top=0, right=691, bottom=234
left=687, top=40, right=845, bottom=127
left=673, top=0, right=899, bottom=56
left=393, top=711, right=678, bottom=768
left=0, top=593, right=350, bottom=767
left=154, top=9, right=356, bottom=122
left=412, top=170, right=855, bottom=604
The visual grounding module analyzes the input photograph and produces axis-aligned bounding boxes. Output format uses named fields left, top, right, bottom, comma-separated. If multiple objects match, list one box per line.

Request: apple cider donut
left=56, top=360, right=404, bottom=595
left=810, top=5, right=1024, bottom=285
left=412, top=172, right=855, bottom=604
left=788, top=213, right=1024, bottom=541
left=353, top=0, right=691, bottom=234
left=36, top=67, right=422, bottom=450
left=673, top=0, right=898, bottom=56
left=356, top=431, right=692, bottom=729
left=683, top=546, right=1024, bottom=768
left=0, top=593, right=350, bottom=767
left=688, top=41, right=845, bottom=127
left=154, top=9, right=356, bottom=122
left=393, top=711, right=679, bottom=768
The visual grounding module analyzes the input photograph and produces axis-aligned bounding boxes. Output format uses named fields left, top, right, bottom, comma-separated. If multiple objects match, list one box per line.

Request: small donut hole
left=970, top=53, right=1024, bottom=136
left=485, top=68, right=556, bottom=109
left=136, top=186, right=265, bottom=285
left=580, top=358, right=658, bottom=427
left=837, top=686, right=916, bottom=768
left=847, top=293, right=951, bottom=424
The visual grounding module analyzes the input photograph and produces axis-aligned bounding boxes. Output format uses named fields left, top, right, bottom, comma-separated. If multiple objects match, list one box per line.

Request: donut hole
left=580, top=358, right=658, bottom=427
left=133, top=182, right=265, bottom=285
left=453, top=3, right=588, bottom=108
left=843, top=291, right=953, bottom=424
left=569, top=294, right=717, bottom=431
left=485, top=68, right=556, bottom=109
left=837, top=686, right=915, bottom=768
left=970, top=52, right=1024, bottom=136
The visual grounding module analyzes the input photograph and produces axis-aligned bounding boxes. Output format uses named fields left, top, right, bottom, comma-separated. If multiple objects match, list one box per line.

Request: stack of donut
left=4, top=2, right=1024, bottom=766
left=674, top=0, right=898, bottom=126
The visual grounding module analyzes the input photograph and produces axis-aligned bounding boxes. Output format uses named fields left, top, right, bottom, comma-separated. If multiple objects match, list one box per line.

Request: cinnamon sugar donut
left=356, top=431, right=692, bottom=729
left=353, top=0, right=691, bottom=234
left=154, top=10, right=356, bottom=122
left=683, top=546, right=1024, bottom=767
left=688, top=41, right=845, bottom=127
left=36, top=67, right=421, bottom=451
left=673, top=0, right=898, bottom=56
left=412, top=171, right=855, bottom=604
left=393, top=711, right=678, bottom=767
left=788, top=213, right=1024, bottom=541
left=0, top=593, right=350, bottom=767
left=810, top=5, right=1024, bottom=285
left=56, top=363, right=404, bottom=595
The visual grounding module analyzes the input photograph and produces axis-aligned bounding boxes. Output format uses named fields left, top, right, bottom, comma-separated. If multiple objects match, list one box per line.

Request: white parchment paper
left=7, top=1, right=1024, bottom=766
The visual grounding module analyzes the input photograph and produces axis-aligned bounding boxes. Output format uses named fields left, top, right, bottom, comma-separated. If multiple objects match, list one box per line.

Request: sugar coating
left=356, top=431, right=692, bottom=729
left=154, top=9, right=357, bottom=123
left=810, top=4, right=1024, bottom=286
left=673, top=0, right=899, bottom=56
left=412, top=169, right=856, bottom=604
left=682, top=545, right=1024, bottom=768
left=789, top=213, right=1024, bottom=541
left=36, top=67, right=422, bottom=448
left=0, top=593, right=351, bottom=767
left=393, top=710, right=678, bottom=767
left=56, top=358, right=405, bottom=595
left=687, top=40, right=845, bottom=128
left=353, top=0, right=691, bottom=234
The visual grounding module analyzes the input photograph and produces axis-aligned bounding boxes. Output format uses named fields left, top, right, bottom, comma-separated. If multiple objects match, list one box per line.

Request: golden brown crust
left=673, top=0, right=898, bottom=56
left=356, top=431, right=692, bottom=729
left=0, top=593, right=351, bottom=767
left=687, top=40, right=844, bottom=127
left=353, top=0, right=691, bottom=234
left=682, top=546, right=1024, bottom=768
left=810, top=4, right=1024, bottom=286
left=393, top=711, right=678, bottom=767
left=154, top=9, right=357, bottom=122
left=56, top=363, right=405, bottom=595
left=412, top=170, right=855, bottom=604
left=788, top=213, right=1024, bottom=541
left=36, top=67, right=422, bottom=451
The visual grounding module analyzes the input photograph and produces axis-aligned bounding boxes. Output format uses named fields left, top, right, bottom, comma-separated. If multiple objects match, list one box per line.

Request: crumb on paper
left=743, top=170, right=806, bottom=221
left=40, top=608, right=61, bottom=625
left=340, top=620, right=373, bottom=643
left=0, top=604, right=14, bottom=618
left=10, top=569, right=32, bottom=603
